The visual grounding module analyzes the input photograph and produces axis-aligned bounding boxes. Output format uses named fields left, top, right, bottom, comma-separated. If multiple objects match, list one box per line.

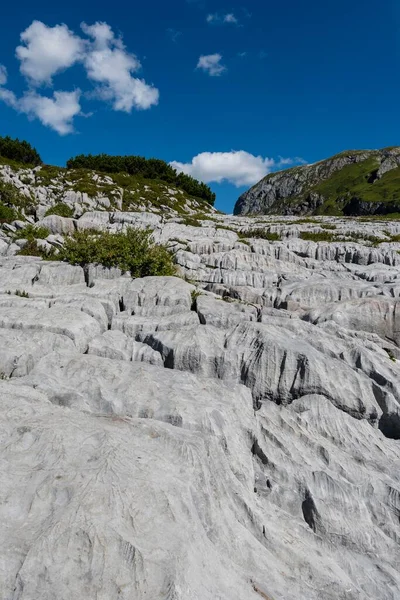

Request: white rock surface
left=0, top=212, right=400, bottom=599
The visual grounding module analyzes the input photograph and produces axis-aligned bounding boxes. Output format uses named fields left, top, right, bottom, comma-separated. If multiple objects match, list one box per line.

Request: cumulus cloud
left=170, top=151, right=304, bottom=187
left=197, top=54, right=226, bottom=76
left=16, top=21, right=84, bottom=85
left=0, top=20, right=159, bottom=134
left=81, top=21, right=159, bottom=112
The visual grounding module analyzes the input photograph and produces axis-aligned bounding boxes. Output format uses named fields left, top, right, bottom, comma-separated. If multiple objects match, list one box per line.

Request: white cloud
left=207, top=13, right=239, bottom=25
left=0, top=86, right=81, bottom=135
left=224, top=13, right=238, bottom=24
left=197, top=54, right=226, bottom=76
left=81, top=21, right=159, bottom=111
left=19, top=90, right=81, bottom=134
left=170, top=151, right=303, bottom=187
left=0, top=87, right=18, bottom=108
left=16, top=20, right=84, bottom=85
left=0, top=65, right=7, bottom=85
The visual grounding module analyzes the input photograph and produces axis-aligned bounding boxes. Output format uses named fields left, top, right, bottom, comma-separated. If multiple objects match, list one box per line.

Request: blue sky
left=0, top=0, right=399, bottom=213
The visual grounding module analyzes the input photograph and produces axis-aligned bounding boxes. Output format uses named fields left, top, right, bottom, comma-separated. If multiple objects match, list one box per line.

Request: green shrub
left=240, top=229, right=281, bottom=241
left=0, top=180, right=34, bottom=216
left=14, top=224, right=50, bottom=241
left=0, top=135, right=41, bottom=166
left=291, top=218, right=321, bottom=225
left=0, top=202, right=16, bottom=223
left=59, top=228, right=176, bottom=277
left=44, top=203, right=74, bottom=218
left=300, top=231, right=337, bottom=242
left=18, top=239, right=55, bottom=258
left=320, top=224, right=337, bottom=230
left=180, top=216, right=202, bottom=227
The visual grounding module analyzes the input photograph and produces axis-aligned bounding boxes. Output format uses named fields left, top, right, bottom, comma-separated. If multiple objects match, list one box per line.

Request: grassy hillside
left=0, top=158, right=217, bottom=218
left=312, top=158, right=400, bottom=215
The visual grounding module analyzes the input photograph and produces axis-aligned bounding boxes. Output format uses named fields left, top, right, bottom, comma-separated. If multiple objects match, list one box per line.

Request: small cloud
left=197, top=54, right=226, bottom=77
left=166, top=28, right=182, bottom=43
left=224, top=13, right=238, bottom=24
left=207, top=13, right=240, bottom=25
left=238, top=52, right=247, bottom=58
left=259, top=50, right=268, bottom=59
left=0, top=86, right=81, bottom=135
left=0, top=64, right=7, bottom=85
left=170, top=151, right=305, bottom=187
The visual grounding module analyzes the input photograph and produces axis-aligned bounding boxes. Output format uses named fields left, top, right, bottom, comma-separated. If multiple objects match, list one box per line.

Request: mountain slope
left=234, top=147, right=400, bottom=216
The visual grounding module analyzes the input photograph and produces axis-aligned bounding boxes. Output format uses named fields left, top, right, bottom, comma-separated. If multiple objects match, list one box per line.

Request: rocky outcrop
left=0, top=213, right=400, bottom=599
left=234, top=147, right=400, bottom=216
left=0, top=161, right=217, bottom=220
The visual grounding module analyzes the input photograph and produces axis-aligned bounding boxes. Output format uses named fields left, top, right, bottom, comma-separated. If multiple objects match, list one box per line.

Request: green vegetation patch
left=35, top=165, right=66, bottom=187
left=14, top=224, right=50, bottom=241
left=18, top=240, right=55, bottom=259
left=300, top=231, right=338, bottom=243
left=240, top=228, right=281, bottom=241
left=0, top=202, right=17, bottom=223
left=44, top=203, right=74, bottom=218
left=0, top=180, right=33, bottom=219
left=59, top=227, right=176, bottom=277
left=291, top=218, right=322, bottom=225
left=0, top=135, right=41, bottom=166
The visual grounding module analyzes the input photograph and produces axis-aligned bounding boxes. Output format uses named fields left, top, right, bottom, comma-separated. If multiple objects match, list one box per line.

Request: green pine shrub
left=0, top=202, right=16, bottom=223
left=14, top=224, right=50, bottom=241
left=59, top=227, right=176, bottom=277
left=0, top=135, right=41, bottom=166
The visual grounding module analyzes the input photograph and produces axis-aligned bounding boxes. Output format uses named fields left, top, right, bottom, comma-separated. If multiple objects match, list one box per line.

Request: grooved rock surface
left=0, top=214, right=400, bottom=600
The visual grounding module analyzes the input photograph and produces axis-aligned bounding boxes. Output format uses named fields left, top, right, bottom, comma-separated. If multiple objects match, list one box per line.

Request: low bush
left=0, top=202, right=16, bottom=223
left=18, top=239, right=55, bottom=258
left=320, top=224, right=337, bottom=230
left=299, top=231, right=337, bottom=242
left=240, top=229, right=281, bottom=241
left=14, top=224, right=50, bottom=241
left=59, top=227, right=176, bottom=277
left=44, top=203, right=74, bottom=218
